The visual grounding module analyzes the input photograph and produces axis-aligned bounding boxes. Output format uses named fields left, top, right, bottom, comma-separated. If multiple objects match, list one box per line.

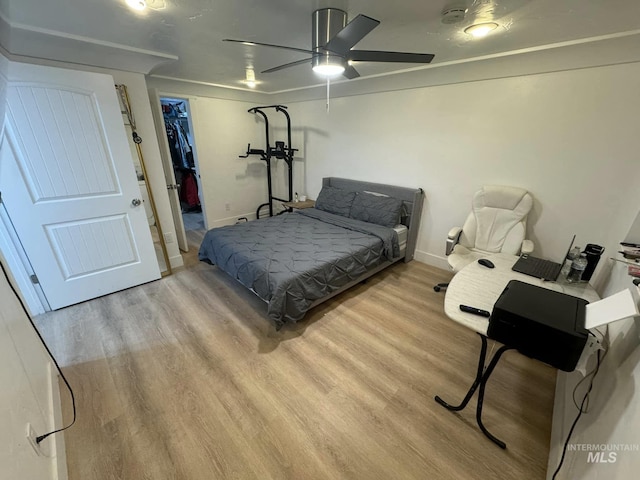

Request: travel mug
left=581, top=244, right=604, bottom=281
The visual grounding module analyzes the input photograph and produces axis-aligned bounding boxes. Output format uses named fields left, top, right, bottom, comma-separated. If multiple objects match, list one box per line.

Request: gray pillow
left=315, top=186, right=357, bottom=217
left=350, top=192, right=403, bottom=228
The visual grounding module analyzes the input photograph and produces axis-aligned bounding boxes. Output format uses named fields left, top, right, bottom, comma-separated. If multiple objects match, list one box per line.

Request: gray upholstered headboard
left=322, top=177, right=425, bottom=262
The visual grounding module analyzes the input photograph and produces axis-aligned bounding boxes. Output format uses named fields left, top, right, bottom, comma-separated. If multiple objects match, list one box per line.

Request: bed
left=198, top=177, right=424, bottom=329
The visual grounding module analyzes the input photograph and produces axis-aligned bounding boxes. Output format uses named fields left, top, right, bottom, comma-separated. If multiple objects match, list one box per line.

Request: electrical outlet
left=586, top=335, right=604, bottom=353
left=163, top=232, right=174, bottom=244
left=26, top=423, right=43, bottom=456
left=25, top=423, right=52, bottom=457
left=225, top=202, right=230, bottom=211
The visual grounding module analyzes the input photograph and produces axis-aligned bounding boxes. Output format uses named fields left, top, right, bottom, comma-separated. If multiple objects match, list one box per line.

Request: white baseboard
left=547, top=370, right=568, bottom=479
left=209, top=212, right=258, bottom=229
left=168, top=254, right=184, bottom=269
left=48, top=362, right=68, bottom=480
left=414, top=250, right=450, bottom=271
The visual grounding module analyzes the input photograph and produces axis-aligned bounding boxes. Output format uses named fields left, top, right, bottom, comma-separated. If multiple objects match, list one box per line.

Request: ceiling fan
left=224, top=8, right=435, bottom=80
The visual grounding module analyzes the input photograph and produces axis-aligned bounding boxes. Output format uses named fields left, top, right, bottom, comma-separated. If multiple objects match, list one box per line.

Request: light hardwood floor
left=36, top=232, right=556, bottom=480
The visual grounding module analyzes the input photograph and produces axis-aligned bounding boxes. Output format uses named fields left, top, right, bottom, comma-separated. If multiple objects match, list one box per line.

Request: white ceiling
left=1, top=0, right=640, bottom=93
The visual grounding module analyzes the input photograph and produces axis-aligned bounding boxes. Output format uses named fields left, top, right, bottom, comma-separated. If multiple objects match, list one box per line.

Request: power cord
left=572, top=328, right=608, bottom=413
left=0, top=259, right=76, bottom=443
left=551, top=349, right=602, bottom=480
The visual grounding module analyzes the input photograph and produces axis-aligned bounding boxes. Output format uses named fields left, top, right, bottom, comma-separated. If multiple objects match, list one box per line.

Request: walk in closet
left=160, top=98, right=204, bottom=232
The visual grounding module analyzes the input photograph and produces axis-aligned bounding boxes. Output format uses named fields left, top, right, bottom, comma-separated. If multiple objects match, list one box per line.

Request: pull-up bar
left=239, top=105, right=298, bottom=218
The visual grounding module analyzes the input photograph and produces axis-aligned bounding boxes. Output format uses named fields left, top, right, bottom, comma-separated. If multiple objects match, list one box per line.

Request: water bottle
left=567, top=253, right=588, bottom=283
left=561, top=246, right=581, bottom=278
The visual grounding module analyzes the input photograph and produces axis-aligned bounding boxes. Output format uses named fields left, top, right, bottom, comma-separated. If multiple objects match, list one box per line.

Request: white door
left=0, top=62, right=160, bottom=309
left=149, top=89, right=188, bottom=252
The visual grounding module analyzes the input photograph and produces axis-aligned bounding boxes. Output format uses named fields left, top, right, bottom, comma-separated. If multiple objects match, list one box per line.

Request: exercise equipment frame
left=239, top=105, right=297, bottom=218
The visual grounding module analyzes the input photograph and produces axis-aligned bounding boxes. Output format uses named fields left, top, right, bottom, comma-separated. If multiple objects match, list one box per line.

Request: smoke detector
left=441, top=6, right=467, bottom=24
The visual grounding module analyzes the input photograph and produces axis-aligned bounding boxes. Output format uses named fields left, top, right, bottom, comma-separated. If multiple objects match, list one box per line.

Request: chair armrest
left=521, top=239, right=534, bottom=255
left=446, top=227, right=463, bottom=256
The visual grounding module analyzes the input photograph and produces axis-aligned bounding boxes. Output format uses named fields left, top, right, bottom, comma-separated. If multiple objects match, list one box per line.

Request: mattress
left=394, top=224, right=408, bottom=254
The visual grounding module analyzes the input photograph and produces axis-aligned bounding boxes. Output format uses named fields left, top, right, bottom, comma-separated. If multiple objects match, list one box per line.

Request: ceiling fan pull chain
left=326, top=77, right=330, bottom=112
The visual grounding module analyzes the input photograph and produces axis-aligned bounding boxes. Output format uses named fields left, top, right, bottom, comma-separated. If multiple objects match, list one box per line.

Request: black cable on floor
left=0, top=259, right=76, bottom=443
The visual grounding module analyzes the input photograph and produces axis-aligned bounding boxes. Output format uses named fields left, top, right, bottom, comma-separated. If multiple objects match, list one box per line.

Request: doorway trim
left=0, top=199, right=49, bottom=315
left=117, top=84, right=172, bottom=276
left=150, top=90, right=207, bottom=253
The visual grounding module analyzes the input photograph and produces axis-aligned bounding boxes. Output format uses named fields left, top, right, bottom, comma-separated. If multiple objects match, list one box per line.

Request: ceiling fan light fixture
left=464, top=22, right=498, bottom=38
left=311, top=8, right=347, bottom=77
left=312, top=55, right=346, bottom=76
left=312, top=63, right=345, bottom=76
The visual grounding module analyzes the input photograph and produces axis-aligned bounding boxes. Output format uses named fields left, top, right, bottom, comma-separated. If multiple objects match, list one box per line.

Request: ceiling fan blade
left=342, top=64, right=360, bottom=80
left=223, top=39, right=315, bottom=56
left=348, top=50, right=435, bottom=63
left=323, top=14, right=380, bottom=56
left=261, top=57, right=312, bottom=74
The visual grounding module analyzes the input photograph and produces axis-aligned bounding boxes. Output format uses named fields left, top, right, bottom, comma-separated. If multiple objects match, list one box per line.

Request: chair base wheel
left=434, top=283, right=449, bottom=293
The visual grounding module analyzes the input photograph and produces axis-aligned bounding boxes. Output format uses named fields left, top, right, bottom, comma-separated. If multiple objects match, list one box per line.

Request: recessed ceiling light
left=126, top=0, right=147, bottom=11
left=244, top=69, right=257, bottom=88
left=464, top=22, right=498, bottom=38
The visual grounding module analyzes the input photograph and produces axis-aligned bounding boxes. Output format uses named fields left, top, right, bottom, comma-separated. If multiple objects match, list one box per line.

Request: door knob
left=131, top=198, right=142, bottom=207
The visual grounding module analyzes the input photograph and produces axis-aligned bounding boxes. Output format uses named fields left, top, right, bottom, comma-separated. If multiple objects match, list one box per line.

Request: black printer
left=487, top=280, right=589, bottom=371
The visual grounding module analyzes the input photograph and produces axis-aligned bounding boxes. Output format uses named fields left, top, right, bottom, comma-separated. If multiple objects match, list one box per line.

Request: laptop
left=511, top=235, right=576, bottom=281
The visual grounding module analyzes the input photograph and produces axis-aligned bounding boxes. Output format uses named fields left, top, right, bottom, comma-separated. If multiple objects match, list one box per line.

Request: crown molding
left=0, top=10, right=177, bottom=75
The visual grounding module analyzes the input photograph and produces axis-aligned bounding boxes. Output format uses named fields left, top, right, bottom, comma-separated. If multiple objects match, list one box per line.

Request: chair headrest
left=473, top=185, right=531, bottom=213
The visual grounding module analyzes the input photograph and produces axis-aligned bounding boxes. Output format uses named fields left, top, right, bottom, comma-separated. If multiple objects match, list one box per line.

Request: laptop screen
left=559, top=235, right=577, bottom=264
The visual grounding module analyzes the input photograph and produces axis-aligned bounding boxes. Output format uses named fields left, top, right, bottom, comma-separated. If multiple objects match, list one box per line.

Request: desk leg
left=435, top=334, right=488, bottom=411
left=475, top=344, right=513, bottom=449
left=434, top=333, right=514, bottom=449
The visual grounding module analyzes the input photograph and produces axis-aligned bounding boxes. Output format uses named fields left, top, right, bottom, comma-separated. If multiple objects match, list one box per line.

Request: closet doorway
left=159, top=97, right=205, bottom=251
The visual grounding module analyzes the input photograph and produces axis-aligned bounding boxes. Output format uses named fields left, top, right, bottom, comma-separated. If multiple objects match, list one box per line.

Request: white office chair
left=434, top=185, right=534, bottom=292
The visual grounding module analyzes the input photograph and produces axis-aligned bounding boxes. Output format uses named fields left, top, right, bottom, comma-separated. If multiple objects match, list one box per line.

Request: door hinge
left=30, top=274, right=40, bottom=285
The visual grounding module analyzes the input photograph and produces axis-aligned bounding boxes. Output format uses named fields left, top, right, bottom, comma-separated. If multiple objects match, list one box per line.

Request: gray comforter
left=198, top=209, right=399, bottom=328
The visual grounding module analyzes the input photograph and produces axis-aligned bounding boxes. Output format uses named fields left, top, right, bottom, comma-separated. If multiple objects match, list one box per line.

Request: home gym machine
left=239, top=105, right=297, bottom=219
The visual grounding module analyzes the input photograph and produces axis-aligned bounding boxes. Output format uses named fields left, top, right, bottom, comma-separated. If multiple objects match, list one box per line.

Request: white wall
left=0, top=258, right=66, bottom=480
left=282, top=62, right=640, bottom=285
left=189, top=96, right=275, bottom=225
left=0, top=52, right=65, bottom=480
left=146, top=62, right=640, bottom=287
left=145, top=77, right=297, bottom=227
left=548, top=236, right=640, bottom=479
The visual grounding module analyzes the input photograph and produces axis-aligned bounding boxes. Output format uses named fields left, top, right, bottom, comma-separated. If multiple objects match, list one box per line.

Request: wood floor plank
left=36, top=232, right=555, bottom=480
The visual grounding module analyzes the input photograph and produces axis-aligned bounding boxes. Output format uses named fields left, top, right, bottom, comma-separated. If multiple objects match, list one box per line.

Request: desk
left=436, top=252, right=599, bottom=448
left=444, top=253, right=599, bottom=335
